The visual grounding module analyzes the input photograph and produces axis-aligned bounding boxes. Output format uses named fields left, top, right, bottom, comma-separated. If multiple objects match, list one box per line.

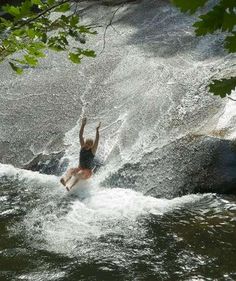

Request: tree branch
left=228, top=96, right=236, bottom=101
left=100, top=3, right=124, bottom=54
left=12, top=0, right=72, bottom=30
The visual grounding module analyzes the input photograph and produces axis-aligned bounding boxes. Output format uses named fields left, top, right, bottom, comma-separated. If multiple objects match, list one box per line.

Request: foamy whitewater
left=1, top=161, right=235, bottom=281
left=1, top=163, right=205, bottom=257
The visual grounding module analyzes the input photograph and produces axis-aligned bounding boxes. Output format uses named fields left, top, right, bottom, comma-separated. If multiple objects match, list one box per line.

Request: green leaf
left=48, top=44, right=65, bottom=51
left=31, top=0, right=42, bottom=5
left=3, top=1, right=33, bottom=19
left=59, top=34, right=68, bottom=45
left=27, top=45, right=45, bottom=57
left=31, top=42, right=45, bottom=49
left=209, top=77, right=236, bottom=98
left=0, top=17, right=12, bottom=28
left=70, top=15, right=79, bottom=27
left=48, top=0, right=56, bottom=5
left=78, top=26, right=97, bottom=35
left=60, top=15, right=69, bottom=23
left=68, top=28, right=77, bottom=37
left=9, top=61, right=23, bottom=74
left=20, top=0, right=33, bottom=16
left=68, top=52, right=81, bottom=63
left=13, top=29, right=26, bottom=36
left=26, top=28, right=37, bottom=38
left=48, top=34, right=68, bottom=51
left=221, top=0, right=236, bottom=10
left=172, top=0, right=207, bottom=14
left=41, top=33, right=48, bottom=43
left=81, top=49, right=96, bottom=58
left=194, top=5, right=224, bottom=35
left=3, top=36, right=22, bottom=52
left=34, top=51, right=46, bottom=58
left=24, top=54, right=38, bottom=66
left=39, top=17, right=51, bottom=26
left=225, top=33, right=236, bottom=53
left=3, top=5, right=21, bottom=17
left=54, top=3, right=70, bottom=13
left=193, top=2, right=236, bottom=36
left=222, top=11, right=236, bottom=32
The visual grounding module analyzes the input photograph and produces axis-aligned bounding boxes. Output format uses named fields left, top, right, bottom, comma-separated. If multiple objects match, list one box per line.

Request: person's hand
left=96, top=122, right=101, bottom=130
left=82, top=117, right=87, bottom=126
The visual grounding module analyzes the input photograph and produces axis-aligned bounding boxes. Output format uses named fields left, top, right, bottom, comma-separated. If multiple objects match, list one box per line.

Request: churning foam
left=1, top=163, right=204, bottom=256
left=216, top=90, right=236, bottom=139
left=20, top=180, right=204, bottom=256
left=0, top=163, right=58, bottom=184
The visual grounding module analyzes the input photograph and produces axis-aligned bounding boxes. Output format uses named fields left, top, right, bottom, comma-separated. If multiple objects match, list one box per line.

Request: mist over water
left=1, top=0, right=236, bottom=280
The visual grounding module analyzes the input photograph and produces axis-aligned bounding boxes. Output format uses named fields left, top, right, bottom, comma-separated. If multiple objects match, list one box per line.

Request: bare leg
left=60, top=168, right=75, bottom=186
left=66, top=172, right=84, bottom=191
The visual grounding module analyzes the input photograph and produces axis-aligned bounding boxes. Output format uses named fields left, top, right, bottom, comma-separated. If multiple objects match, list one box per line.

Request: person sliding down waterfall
left=60, top=117, right=101, bottom=191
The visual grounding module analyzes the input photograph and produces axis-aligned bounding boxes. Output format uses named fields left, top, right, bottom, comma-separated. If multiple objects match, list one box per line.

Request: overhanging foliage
left=172, top=0, right=236, bottom=98
left=0, top=0, right=96, bottom=73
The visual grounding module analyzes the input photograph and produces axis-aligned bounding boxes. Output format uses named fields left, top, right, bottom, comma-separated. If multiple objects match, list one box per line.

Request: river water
left=0, top=165, right=236, bottom=280
left=1, top=0, right=236, bottom=280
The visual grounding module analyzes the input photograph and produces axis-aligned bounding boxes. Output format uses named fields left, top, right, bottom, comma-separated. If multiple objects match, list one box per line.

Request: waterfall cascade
left=0, top=0, right=235, bottom=196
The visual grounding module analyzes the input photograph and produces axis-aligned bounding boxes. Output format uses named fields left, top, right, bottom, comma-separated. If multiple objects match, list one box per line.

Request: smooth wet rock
left=103, top=135, right=236, bottom=197
left=0, top=0, right=235, bottom=197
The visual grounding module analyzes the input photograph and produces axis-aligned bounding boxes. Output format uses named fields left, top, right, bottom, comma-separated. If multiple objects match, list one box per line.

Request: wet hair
left=85, top=138, right=94, bottom=147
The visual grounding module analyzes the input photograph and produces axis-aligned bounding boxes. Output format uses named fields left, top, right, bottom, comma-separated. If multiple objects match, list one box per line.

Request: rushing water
left=0, top=165, right=236, bottom=281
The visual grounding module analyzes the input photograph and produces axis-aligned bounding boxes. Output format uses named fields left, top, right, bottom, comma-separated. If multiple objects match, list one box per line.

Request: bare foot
left=66, top=186, right=70, bottom=192
left=60, top=178, right=66, bottom=186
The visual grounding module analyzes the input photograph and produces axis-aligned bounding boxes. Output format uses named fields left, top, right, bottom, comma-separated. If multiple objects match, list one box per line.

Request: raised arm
left=79, top=117, right=87, bottom=147
left=92, top=122, right=101, bottom=155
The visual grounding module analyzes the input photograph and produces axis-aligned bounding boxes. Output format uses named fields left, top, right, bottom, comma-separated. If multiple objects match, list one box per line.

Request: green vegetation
left=172, top=0, right=236, bottom=98
left=0, top=0, right=96, bottom=73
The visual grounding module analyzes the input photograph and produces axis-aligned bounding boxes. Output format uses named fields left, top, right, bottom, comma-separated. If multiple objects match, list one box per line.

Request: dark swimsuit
left=79, top=148, right=95, bottom=170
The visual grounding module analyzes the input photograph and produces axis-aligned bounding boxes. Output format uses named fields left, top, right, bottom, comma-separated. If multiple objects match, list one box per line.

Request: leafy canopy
left=0, top=0, right=97, bottom=73
left=172, top=0, right=236, bottom=97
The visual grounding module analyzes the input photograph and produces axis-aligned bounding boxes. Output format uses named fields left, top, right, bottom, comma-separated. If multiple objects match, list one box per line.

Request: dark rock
left=103, top=135, right=236, bottom=197
left=23, top=151, right=68, bottom=176
left=194, top=137, right=236, bottom=195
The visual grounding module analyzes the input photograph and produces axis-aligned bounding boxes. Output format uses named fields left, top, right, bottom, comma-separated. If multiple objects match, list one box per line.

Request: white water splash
left=0, top=163, right=58, bottom=186
left=215, top=90, right=236, bottom=139
left=18, top=175, right=204, bottom=256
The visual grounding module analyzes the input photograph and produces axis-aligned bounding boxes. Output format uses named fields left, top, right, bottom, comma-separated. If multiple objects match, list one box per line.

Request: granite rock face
left=103, top=135, right=236, bottom=198
left=0, top=0, right=235, bottom=196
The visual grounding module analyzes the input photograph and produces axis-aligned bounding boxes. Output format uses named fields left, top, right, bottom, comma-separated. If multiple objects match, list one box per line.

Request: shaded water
left=0, top=167, right=235, bottom=281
